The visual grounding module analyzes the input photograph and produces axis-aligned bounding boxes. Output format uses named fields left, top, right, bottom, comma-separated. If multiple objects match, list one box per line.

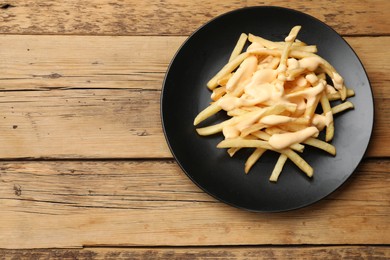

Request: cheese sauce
left=287, top=58, right=299, bottom=69
left=247, top=42, right=264, bottom=51
left=286, top=80, right=325, bottom=99
left=223, top=125, right=240, bottom=139
left=298, top=56, right=323, bottom=71
left=326, top=84, right=337, bottom=94
left=269, top=126, right=319, bottom=150
left=226, top=56, right=258, bottom=92
left=332, top=72, right=344, bottom=90
left=260, top=115, right=293, bottom=125
left=312, top=111, right=333, bottom=130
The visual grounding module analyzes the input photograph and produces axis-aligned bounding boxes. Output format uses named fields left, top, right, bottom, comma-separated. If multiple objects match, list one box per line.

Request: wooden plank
left=0, top=160, right=388, bottom=248
left=0, top=89, right=170, bottom=158
left=343, top=37, right=390, bottom=158
left=0, top=246, right=389, bottom=259
left=0, top=36, right=388, bottom=158
left=0, top=36, right=183, bottom=90
left=0, top=0, right=389, bottom=36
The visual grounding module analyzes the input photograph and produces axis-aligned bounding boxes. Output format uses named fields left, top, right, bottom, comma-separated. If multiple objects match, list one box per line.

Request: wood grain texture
left=0, top=0, right=389, bottom=36
left=0, top=36, right=183, bottom=90
left=0, top=89, right=170, bottom=158
left=0, top=36, right=388, bottom=158
left=0, top=246, right=389, bottom=259
left=0, top=160, right=388, bottom=248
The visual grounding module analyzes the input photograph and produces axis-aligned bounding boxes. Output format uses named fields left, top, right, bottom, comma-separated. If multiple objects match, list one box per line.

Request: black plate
left=161, top=6, right=374, bottom=212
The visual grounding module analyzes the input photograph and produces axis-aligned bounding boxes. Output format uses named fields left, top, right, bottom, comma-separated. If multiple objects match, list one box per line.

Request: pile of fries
left=194, top=26, right=355, bottom=182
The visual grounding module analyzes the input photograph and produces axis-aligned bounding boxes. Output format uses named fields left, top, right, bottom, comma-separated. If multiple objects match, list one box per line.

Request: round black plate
left=161, top=6, right=374, bottom=212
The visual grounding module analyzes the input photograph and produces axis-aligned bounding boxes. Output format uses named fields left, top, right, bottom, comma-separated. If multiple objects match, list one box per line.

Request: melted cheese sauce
left=287, top=58, right=299, bottom=69
left=298, top=56, right=323, bottom=71
left=312, top=111, right=333, bottom=131
left=326, top=84, right=338, bottom=94
left=286, top=80, right=325, bottom=99
left=223, top=125, right=240, bottom=139
left=332, top=72, right=344, bottom=90
left=226, top=56, right=258, bottom=91
left=260, top=115, right=293, bottom=125
left=247, top=42, right=264, bottom=51
left=285, top=34, right=295, bottom=42
left=269, top=126, right=319, bottom=150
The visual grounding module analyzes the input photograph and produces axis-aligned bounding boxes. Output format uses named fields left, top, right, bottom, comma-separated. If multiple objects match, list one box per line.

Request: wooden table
left=0, top=1, right=389, bottom=258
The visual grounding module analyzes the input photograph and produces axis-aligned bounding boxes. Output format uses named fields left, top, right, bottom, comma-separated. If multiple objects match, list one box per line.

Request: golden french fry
left=281, top=149, right=313, bottom=177
left=328, top=89, right=355, bottom=101
left=248, top=33, right=315, bottom=52
left=229, top=77, right=251, bottom=97
left=293, top=117, right=310, bottom=125
left=227, top=135, right=257, bottom=157
left=217, top=74, right=232, bottom=87
left=292, top=39, right=306, bottom=46
left=248, top=48, right=283, bottom=57
left=339, top=85, right=347, bottom=101
left=248, top=33, right=280, bottom=49
left=289, top=143, right=305, bottom=153
left=240, top=123, right=266, bottom=137
left=303, top=137, right=336, bottom=156
left=250, top=130, right=271, bottom=141
left=331, top=101, right=354, bottom=115
left=217, top=139, right=273, bottom=150
left=279, top=26, right=301, bottom=67
left=304, top=95, right=321, bottom=120
left=293, top=45, right=317, bottom=53
left=227, top=147, right=240, bottom=157
left=229, top=33, right=248, bottom=62
left=207, top=52, right=250, bottom=90
left=211, top=86, right=226, bottom=101
left=196, top=121, right=226, bottom=136
left=317, top=73, right=326, bottom=80
left=266, top=56, right=281, bottom=69
left=193, top=102, right=222, bottom=126
left=251, top=131, right=304, bottom=153
left=320, top=93, right=334, bottom=142
left=277, top=122, right=308, bottom=132
left=325, top=121, right=334, bottom=142
left=269, top=154, right=288, bottom=182
left=242, top=106, right=263, bottom=112
left=286, top=68, right=306, bottom=80
left=245, top=148, right=267, bottom=173
left=227, top=108, right=247, bottom=117
left=265, top=126, right=285, bottom=136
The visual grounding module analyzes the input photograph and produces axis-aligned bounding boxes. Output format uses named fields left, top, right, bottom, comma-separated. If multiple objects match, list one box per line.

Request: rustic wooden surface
left=0, top=0, right=389, bottom=258
left=1, top=246, right=389, bottom=259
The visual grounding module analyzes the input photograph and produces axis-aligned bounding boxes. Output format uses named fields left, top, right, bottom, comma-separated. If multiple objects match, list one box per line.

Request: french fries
left=229, top=33, right=248, bottom=62
left=194, top=26, right=355, bottom=182
left=269, top=154, right=288, bottom=182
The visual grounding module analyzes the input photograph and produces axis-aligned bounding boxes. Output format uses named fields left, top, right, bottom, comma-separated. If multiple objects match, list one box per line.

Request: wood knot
left=47, top=73, right=62, bottom=79
left=13, top=184, right=22, bottom=196
left=1, top=4, right=15, bottom=9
